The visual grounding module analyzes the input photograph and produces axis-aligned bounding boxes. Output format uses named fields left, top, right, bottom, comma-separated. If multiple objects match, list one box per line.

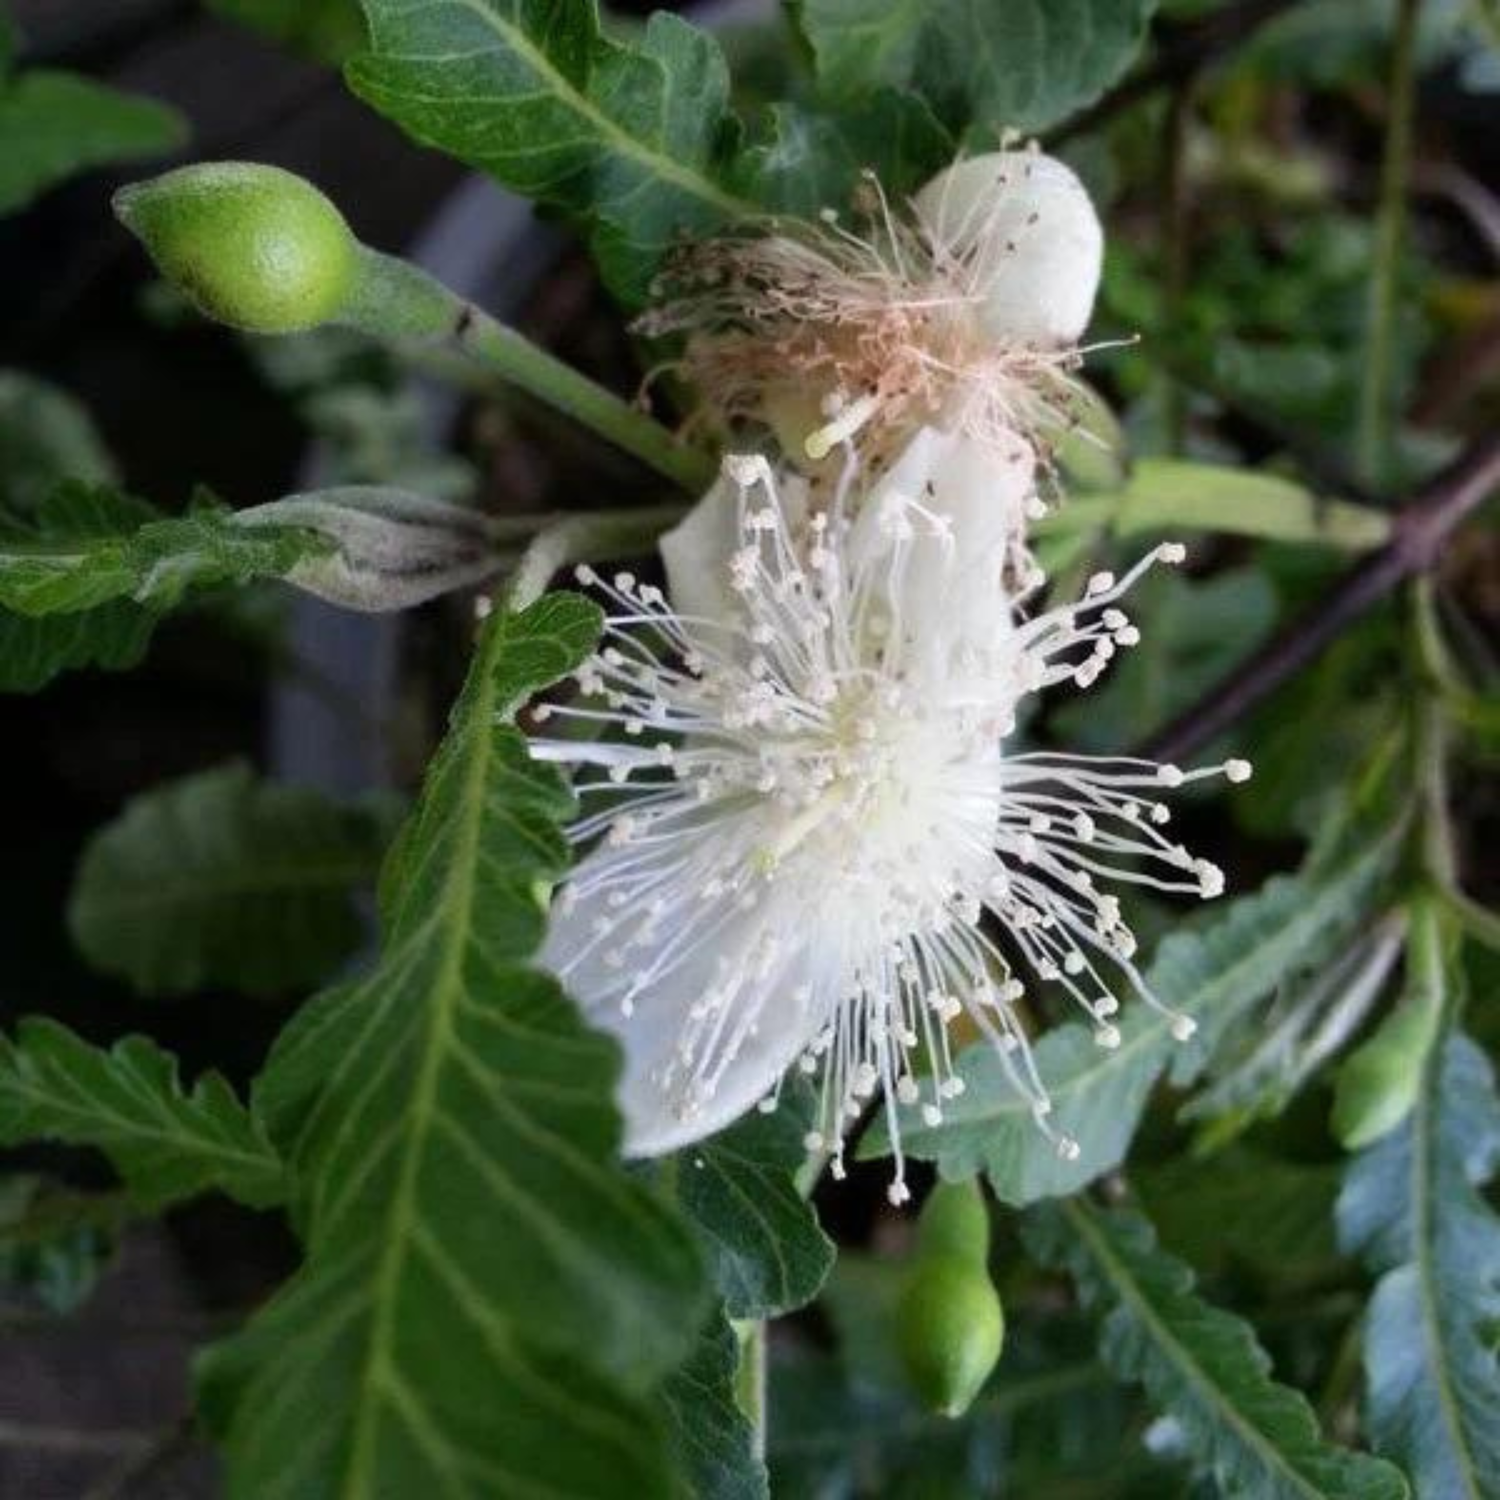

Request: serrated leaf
left=0, top=70, right=187, bottom=215
left=863, top=833, right=1397, bottom=1202
left=1337, top=1023, right=1500, bottom=1498
left=68, top=762, right=396, bottom=998
left=350, top=0, right=755, bottom=304
left=661, top=1316, right=768, bottom=1500
left=676, top=1085, right=834, bottom=1318
left=1024, top=1198, right=1409, bottom=1500
left=794, top=0, right=1157, bottom=135
left=0, top=481, right=324, bottom=617
left=0, top=1019, right=282, bottom=1211
left=198, top=593, right=710, bottom=1499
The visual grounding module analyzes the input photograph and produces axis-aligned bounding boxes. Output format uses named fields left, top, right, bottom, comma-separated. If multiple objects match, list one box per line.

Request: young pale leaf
left=676, top=1085, right=835, bottom=1319
left=863, top=834, right=1397, bottom=1202
left=1337, top=1028, right=1500, bottom=1498
left=349, top=0, right=754, bottom=304
left=660, top=1316, right=768, bottom=1500
left=68, top=762, right=395, bottom=998
left=198, top=593, right=710, bottom=1500
left=1024, top=1198, right=1409, bottom=1500
left=0, top=1019, right=282, bottom=1211
left=0, top=1175, right=127, bottom=1313
left=0, top=482, right=323, bottom=618
left=793, top=0, right=1156, bottom=135
left=0, top=71, right=187, bottom=215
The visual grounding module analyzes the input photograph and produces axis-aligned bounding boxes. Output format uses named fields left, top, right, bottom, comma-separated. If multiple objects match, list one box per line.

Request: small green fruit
left=896, top=1256, right=1005, bottom=1418
left=114, top=162, right=357, bottom=333
left=896, top=1182, right=1003, bottom=1417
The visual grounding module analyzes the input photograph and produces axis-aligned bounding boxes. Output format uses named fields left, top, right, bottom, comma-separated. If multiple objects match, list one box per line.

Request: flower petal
left=542, top=840, right=838, bottom=1155
left=915, top=150, right=1102, bottom=348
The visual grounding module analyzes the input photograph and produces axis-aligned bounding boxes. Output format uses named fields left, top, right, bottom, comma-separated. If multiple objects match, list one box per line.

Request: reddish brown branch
left=1138, top=434, right=1500, bottom=763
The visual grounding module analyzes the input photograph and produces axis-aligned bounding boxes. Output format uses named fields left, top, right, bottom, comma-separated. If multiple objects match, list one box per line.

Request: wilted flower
left=534, top=435, right=1249, bottom=1202
left=640, top=146, right=1105, bottom=536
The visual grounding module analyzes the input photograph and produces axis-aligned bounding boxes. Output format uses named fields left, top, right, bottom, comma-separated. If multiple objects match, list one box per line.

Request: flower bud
left=233, top=486, right=500, bottom=611
left=114, top=162, right=358, bottom=333
left=914, top=150, right=1103, bottom=348
left=896, top=1182, right=1004, bottom=1418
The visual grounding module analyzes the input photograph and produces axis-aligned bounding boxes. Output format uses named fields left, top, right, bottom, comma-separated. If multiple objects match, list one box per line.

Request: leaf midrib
left=340, top=615, right=505, bottom=1498
left=1410, top=1036, right=1486, bottom=1500
left=1062, top=1198, right=1330, bottom=1500
left=365, top=0, right=755, bottom=222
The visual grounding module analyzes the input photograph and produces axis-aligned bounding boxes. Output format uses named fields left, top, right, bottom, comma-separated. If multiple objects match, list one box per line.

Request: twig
left=1139, top=433, right=1500, bottom=763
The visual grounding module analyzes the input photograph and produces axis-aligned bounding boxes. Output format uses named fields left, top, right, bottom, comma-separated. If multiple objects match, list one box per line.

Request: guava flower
left=534, top=433, right=1248, bottom=1202
left=640, top=147, right=1105, bottom=502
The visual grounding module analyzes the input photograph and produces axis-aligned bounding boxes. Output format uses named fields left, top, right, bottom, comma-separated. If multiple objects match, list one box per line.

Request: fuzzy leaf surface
left=1337, top=1030, right=1500, bottom=1498
left=69, top=763, right=395, bottom=998
left=350, top=0, right=755, bottom=304
left=198, top=593, right=710, bottom=1500
left=661, top=1315, right=768, bottom=1500
left=676, top=1085, right=834, bottom=1319
left=1025, top=1198, right=1409, bottom=1500
left=0, top=483, right=323, bottom=618
left=0, top=1019, right=282, bottom=1210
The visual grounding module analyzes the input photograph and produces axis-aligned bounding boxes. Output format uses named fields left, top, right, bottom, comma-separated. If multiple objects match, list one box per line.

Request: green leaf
left=794, top=0, right=1157, bottom=135
left=661, top=1316, right=768, bottom=1500
left=0, top=369, right=117, bottom=516
left=676, top=1086, right=834, bottom=1318
left=0, top=601, right=155, bottom=691
left=737, top=89, right=953, bottom=217
left=349, top=0, right=755, bottom=304
left=0, top=1019, right=283, bottom=1211
left=206, top=0, right=366, bottom=63
left=0, top=70, right=187, bottom=215
left=198, top=593, right=710, bottom=1499
left=862, top=833, right=1397, bottom=1202
left=68, top=762, right=396, bottom=998
left=1034, top=459, right=1392, bottom=552
left=0, top=482, right=324, bottom=618
left=1024, top=1197, right=1409, bottom=1500
left=1337, top=1025, right=1500, bottom=1497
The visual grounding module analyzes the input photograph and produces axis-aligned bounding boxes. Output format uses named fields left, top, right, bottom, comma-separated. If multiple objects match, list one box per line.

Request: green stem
left=503, top=504, right=688, bottom=611
left=1356, top=0, right=1422, bottom=487
left=1159, top=79, right=1196, bottom=456
left=341, top=249, right=715, bottom=493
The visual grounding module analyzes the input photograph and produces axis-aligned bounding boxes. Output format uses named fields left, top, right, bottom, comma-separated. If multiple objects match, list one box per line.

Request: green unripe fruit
left=897, top=1257, right=1005, bottom=1419
left=1332, top=998, right=1440, bottom=1149
left=896, top=1182, right=1004, bottom=1418
left=114, top=162, right=358, bottom=333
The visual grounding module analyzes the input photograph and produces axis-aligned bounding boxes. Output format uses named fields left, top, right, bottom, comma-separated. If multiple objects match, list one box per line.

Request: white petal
left=542, top=847, right=837, bottom=1155
left=844, top=426, right=1029, bottom=673
left=915, top=150, right=1102, bottom=348
left=659, top=467, right=742, bottom=629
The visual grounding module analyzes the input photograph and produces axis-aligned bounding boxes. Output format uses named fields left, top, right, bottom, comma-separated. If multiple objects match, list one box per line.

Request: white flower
left=534, top=433, right=1248, bottom=1204
left=640, top=148, right=1105, bottom=487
